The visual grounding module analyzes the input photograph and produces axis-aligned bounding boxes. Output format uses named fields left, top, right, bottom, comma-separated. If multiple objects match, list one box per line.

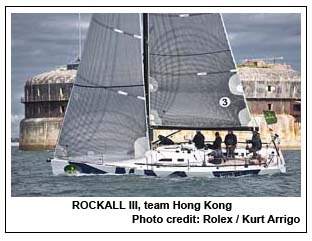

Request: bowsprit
left=72, top=201, right=126, bottom=209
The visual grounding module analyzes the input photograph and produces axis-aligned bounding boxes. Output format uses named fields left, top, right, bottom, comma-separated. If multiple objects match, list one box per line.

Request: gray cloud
left=10, top=13, right=301, bottom=137
left=223, top=13, right=301, bottom=70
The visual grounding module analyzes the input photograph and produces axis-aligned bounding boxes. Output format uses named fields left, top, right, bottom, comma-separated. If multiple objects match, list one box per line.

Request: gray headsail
left=148, top=13, right=251, bottom=129
left=55, top=13, right=148, bottom=161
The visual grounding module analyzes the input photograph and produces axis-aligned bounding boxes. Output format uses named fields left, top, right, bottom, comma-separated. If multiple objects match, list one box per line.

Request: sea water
left=10, top=146, right=301, bottom=197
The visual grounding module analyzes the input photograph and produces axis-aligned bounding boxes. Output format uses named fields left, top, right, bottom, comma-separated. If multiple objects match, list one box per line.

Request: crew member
left=207, top=132, right=222, bottom=150
left=248, top=130, right=262, bottom=157
left=193, top=130, right=205, bottom=149
left=158, top=135, right=174, bottom=145
left=224, top=130, right=237, bottom=158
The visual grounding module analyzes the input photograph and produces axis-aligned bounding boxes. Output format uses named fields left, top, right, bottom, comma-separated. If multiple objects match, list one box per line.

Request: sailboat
left=51, top=13, right=286, bottom=177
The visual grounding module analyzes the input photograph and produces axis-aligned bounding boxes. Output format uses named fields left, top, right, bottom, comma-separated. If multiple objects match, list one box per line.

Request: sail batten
left=74, top=82, right=144, bottom=89
left=150, top=48, right=231, bottom=57
left=151, top=70, right=233, bottom=76
left=92, top=15, right=142, bottom=39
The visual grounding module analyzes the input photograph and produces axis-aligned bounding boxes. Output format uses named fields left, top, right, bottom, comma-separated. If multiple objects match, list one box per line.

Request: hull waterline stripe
left=168, top=171, right=188, bottom=177
left=144, top=170, right=157, bottom=176
left=212, top=169, right=260, bottom=177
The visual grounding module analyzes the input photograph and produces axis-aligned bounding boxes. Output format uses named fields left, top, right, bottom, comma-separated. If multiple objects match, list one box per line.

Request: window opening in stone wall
left=268, top=103, right=272, bottom=111
left=267, top=85, right=272, bottom=92
left=60, top=106, right=65, bottom=114
left=293, top=104, right=301, bottom=112
left=60, top=87, right=64, bottom=98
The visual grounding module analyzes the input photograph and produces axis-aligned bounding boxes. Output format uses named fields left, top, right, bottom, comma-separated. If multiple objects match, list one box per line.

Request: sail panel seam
left=93, top=17, right=141, bottom=39
left=150, top=49, right=231, bottom=57
left=149, top=13, right=214, bottom=17
left=151, top=70, right=233, bottom=76
left=74, top=83, right=145, bottom=100
left=74, top=83, right=144, bottom=89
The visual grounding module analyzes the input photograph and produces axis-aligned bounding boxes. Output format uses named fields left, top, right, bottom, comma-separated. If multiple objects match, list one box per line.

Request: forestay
left=148, top=13, right=251, bottom=129
left=55, top=14, right=147, bottom=161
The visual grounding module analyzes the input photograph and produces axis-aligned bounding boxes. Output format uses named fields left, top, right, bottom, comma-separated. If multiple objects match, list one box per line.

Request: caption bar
left=72, top=200, right=300, bottom=225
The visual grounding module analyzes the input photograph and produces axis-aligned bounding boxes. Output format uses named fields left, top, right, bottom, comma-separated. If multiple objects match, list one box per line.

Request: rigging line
left=92, top=17, right=142, bottom=39
left=74, top=83, right=143, bottom=89
left=150, top=49, right=231, bottom=57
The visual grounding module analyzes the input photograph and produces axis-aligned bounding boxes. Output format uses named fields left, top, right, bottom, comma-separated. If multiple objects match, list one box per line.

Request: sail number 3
left=219, top=97, right=231, bottom=107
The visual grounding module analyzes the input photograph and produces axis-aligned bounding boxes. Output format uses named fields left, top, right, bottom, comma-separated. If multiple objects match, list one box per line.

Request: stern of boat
left=277, top=150, right=286, bottom=173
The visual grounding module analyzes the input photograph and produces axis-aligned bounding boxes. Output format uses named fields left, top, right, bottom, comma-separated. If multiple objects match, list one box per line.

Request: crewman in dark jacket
left=158, top=135, right=174, bottom=145
left=193, top=130, right=205, bottom=149
left=224, top=130, right=237, bottom=158
left=207, top=132, right=222, bottom=150
left=248, top=130, right=262, bottom=157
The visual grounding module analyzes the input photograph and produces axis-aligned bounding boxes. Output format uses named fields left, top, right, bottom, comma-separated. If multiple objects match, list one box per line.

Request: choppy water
left=11, top=146, right=301, bottom=197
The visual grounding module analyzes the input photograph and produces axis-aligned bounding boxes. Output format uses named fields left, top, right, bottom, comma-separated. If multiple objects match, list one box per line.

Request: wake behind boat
left=51, top=13, right=286, bottom=177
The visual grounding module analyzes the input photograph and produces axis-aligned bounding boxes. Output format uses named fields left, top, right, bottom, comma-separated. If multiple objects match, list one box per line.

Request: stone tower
left=19, top=65, right=77, bottom=150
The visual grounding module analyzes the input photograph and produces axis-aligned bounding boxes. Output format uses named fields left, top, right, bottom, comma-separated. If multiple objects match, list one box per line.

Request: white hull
left=51, top=144, right=286, bottom=177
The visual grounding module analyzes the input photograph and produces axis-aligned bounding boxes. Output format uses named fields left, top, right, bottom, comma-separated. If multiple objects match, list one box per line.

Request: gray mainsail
left=148, top=13, right=251, bottom=129
left=55, top=13, right=147, bottom=160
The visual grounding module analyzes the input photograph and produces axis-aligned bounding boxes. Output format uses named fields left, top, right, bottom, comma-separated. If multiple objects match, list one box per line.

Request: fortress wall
left=19, top=118, right=63, bottom=151
left=253, top=114, right=301, bottom=148
left=247, top=100, right=293, bottom=115
left=25, top=101, right=68, bottom=118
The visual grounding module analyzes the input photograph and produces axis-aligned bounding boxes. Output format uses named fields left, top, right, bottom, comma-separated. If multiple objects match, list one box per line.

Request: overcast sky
left=10, top=13, right=301, bottom=138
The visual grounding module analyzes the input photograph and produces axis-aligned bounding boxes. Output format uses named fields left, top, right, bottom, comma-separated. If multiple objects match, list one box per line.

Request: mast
left=143, top=13, right=152, bottom=145
left=66, top=13, right=81, bottom=70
